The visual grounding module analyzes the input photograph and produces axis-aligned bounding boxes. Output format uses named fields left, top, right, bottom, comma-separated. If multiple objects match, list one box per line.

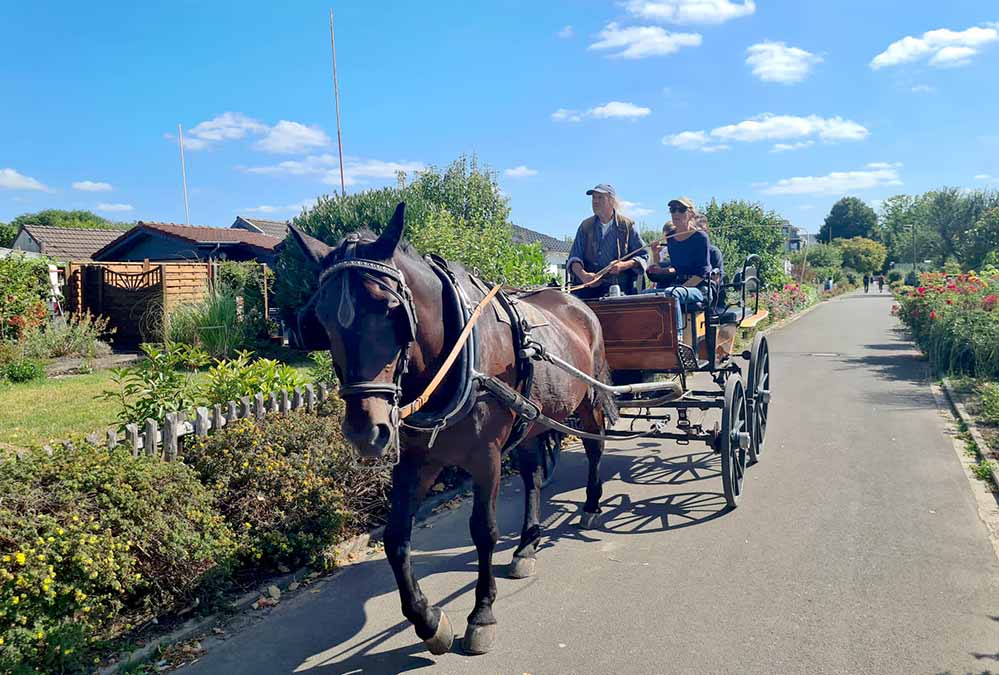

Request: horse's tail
left=593, top=356, right=619, bottom=428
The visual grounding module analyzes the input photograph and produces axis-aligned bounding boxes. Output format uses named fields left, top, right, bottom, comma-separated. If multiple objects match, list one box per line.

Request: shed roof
left=17, top=224, right=128, bottom=261
left=92, top=221, right=283, bottom=260
left=232, top=216, right=290, bottom=239
left=512, top=224, right=572, bottom=254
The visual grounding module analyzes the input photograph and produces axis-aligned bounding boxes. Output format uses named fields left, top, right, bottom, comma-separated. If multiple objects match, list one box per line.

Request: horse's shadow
left=200, top=446, right=729, bottom=674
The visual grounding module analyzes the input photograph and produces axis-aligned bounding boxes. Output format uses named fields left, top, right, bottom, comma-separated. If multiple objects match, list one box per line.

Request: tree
left=966, top=208, right=999, bottom=270
left=837, top=237, right=887, bottom=273
left=0, top=221, right=14, bottom=248
left=702, top=199, right=787, bottom=284
left=9, top=209, right=130, bottom=231
left=790, top=242, right=842, bottom=268
left=818, top=197, right=878, bottom=242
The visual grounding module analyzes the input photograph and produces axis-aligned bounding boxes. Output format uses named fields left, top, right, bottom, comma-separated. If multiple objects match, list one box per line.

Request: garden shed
left=92, top=222, right=282, bottom=264
left=231, top=216, right=290, bottom=240
left=12, top=224, right=127, bottom=261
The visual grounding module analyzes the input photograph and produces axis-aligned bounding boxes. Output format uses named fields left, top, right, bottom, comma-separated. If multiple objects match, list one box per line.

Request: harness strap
left=398, top=282, right=503, bottom=418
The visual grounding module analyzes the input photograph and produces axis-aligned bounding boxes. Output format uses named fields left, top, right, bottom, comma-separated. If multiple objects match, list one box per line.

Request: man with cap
left=566, top=184, right=648, bottom=299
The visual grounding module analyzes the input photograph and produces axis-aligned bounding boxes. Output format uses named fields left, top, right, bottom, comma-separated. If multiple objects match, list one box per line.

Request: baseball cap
left=668, top=196, right=696, bottom=210
left=586, top=183, right=616, bottom=197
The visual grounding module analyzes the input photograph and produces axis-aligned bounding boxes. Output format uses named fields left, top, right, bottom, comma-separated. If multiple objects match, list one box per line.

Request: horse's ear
left=370, top=202, right=406, bottom=259
left=288, top=225, right=333, bottom=265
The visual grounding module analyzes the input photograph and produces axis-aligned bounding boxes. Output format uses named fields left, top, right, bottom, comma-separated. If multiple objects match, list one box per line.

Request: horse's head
left=293, top=202, right=415, bottom=457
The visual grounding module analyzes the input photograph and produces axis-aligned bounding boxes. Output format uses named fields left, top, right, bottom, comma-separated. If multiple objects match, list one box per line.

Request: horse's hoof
left=462, top=622, right=497, bottom=655
left=579, top=511, right=600, bottom=529
left=423, top=609, right=454, bottom=656
left=508, top=556, right=536, bottom=579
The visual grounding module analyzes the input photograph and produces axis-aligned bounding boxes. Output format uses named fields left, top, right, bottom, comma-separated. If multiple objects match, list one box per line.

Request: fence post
left=318, top=383, right=328, bottom=402
left=126, top=424, right=140, bottom=456
left=305, top=384, right=315, bottom=410
left=62, top=441, right=75, bottom=453
left=195, top=407, right=211, bottom=436
left=106, top=428, right=118, bottom=451
left=268, top=392, right=278, bottom=414
left=84, top=432, right=99, bottom=446
left=280, top=389, right=290, bottom=413
left=292, top=387, right=304, bottom=411
left=144, top=419, right=158, bottom=457
left=226, top=401, right=238, bottom=423
left=213, top=404, right=225, bottom=430
left=254, top=393, right=266, bottom=421
left=163, top=413, right=179, bottom=462
left=240, top=396, right=252, bottom=419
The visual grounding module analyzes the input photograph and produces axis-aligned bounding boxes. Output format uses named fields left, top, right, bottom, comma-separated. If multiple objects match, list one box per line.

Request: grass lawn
left=0, top=360, right=315, bottom=450
left=0, top=371, right=122, bottom=448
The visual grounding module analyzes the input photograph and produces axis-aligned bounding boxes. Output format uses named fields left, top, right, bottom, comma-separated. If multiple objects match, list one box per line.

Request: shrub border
left=941, top=378, right=999, bottom=492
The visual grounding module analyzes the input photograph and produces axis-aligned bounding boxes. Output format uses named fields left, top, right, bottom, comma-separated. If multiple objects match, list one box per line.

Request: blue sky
left=2, top=1, right=998, bottom=237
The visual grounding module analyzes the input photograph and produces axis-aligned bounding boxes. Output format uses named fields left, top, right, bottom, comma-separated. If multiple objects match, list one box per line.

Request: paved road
left=183, top=292, right=999, bottom=675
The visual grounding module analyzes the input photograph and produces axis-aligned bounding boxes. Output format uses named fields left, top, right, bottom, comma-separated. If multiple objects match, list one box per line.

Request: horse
left=291, top=202, right=617, bottom=656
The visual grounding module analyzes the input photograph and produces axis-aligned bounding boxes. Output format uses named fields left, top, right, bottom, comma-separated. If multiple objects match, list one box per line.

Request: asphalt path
left=182, top=291, right=999, bottom=675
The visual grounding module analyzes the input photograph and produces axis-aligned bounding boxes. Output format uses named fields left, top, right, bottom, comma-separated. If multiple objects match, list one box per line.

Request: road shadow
left=619, top=450, right=721, bottom=486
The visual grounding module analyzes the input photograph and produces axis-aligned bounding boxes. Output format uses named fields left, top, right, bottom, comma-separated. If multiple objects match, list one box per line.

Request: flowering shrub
left=762, top=282, right=816, bottom=322
left=894, top=271, right=999, bottom=379
left=0, top=254, right=50, bottom=342
left=0, top=444, right=235, bottom=673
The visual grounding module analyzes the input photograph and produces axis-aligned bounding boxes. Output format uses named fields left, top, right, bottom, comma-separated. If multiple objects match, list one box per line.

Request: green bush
left=977, top=382, right=999, bottom=426
left=101, top=343, right=210, bottom=427
left=200, top=351, right=306, bottom=406
left=217, top=261, right=273, bottom=339
left=183, top=403, right=389, bottom=571
left=887, top=270, right=902, bottom=283
left=0, top=444, right=235, bottom=673
left=308, top=350, right=336, bottom=385
left=0, top=254, right=51, bottom=341
left=2, top=359, right=45, bottom=384
left=18, top=313, right=112, bottom=360
left=842, top=267, right=860, bottom=286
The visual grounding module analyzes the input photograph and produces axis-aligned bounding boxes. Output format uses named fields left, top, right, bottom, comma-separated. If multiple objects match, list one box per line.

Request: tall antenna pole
left=329, top=8, right=346, bottom=198
left=178, top=123, right=191, bottom=225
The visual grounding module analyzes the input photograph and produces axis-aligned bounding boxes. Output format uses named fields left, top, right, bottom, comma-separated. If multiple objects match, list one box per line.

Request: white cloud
left=254, top=121, right=331, bottom=154
left=911, top=84, right=935, bottom=94
left=746, top=42, right=822, bottom=84
left=624, top=0, right=755, bottom=25
left=589, top=22, right=702, bottom=59
left=551, top=108, right=583, bottom=123
left=870, top=24, right=998, bottom=69
left=975, top=174, right=999, bottom=185
left=241, top=155, right=423, bottom=188
left=96, top=202, right=134, bottom=212
left=618, top=200, right=655, bottom=217
left=72, top=180, right=112, bottom=192
left=185, top=112, right=267, bottom=150
left=505, top=166, right=538, bottom=178
left=760, top=162, right=903, bottom=195
left=771, top=140, right=815, bottom=152
left=665, top=113, right=868, bottom=151
left=243, top=199, right=313, bottom=215
left=589, top=101, right=652, bottom=119
left=0, top=168, right=50, bottom=191
left=241, top=153, right=337, bottom=176
left=557, top=25, right=573, bottom=38
left=552, top=101, right=652, bottom=123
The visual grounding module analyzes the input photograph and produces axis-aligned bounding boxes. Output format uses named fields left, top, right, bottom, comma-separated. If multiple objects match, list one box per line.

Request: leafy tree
left=702, top=199, right=787, bottom=284
left=9, top=209, right=130, bottom=231
left=966, top=208, right=999, bottom=270
left=836, top=237, right=887, bottom=273
left=818, top=197, right=878, bottom=242
left=276, top=155, right=545, bottom=320
left=0, top=221, right=14, bottom=248
left=790, top=242, right=842, bottom=269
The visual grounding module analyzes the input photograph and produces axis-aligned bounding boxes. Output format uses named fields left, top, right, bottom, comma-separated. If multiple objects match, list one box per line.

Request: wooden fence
left=39, top=383, right=333, bottom=461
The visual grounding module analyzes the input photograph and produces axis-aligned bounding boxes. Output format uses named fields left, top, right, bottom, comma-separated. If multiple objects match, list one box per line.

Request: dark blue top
left=666, top=229, right=711, bottom=279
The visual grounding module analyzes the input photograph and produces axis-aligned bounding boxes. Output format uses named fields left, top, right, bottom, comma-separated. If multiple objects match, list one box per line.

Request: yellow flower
left=82, top=606, right=91, bottom=613
left=14, top=552, right=25, bottom=566
left=10, top=597, right=19, bottom=605
left=56, top=528, right=64, bottom=536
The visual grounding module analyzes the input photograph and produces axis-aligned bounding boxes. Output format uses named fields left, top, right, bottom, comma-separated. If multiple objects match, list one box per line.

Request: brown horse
left=292, top=203, right=617, bottom=655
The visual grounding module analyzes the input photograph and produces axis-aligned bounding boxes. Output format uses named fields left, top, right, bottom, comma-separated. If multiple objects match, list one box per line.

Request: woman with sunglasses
left=647, top=196, right=712, bottom=339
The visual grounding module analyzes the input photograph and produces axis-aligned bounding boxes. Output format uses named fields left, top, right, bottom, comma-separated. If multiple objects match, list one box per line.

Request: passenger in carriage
left=646, top=196, right=712, bottom=338
left=567, top=183, right=648, bottom=299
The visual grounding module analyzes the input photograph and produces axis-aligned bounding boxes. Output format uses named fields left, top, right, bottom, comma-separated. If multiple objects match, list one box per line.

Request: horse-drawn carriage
left=579, top=255, right=772, bottom=508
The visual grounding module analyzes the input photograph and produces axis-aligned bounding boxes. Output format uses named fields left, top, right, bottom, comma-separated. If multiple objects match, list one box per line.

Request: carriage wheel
left=746, top=333, right=771, bottom=464
left=720, top=376, right=749, bottom=509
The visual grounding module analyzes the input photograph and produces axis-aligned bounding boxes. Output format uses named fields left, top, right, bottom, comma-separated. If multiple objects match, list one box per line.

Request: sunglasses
left=669, top=205, right=688, bottom=214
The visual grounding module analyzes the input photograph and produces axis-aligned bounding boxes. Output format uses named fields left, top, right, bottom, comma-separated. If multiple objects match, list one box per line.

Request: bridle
left=318, top=235, right=420, bottom=434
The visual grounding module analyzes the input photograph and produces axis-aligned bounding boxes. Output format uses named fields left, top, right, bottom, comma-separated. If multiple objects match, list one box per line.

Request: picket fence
left=40, top=382, right=333, bottom=461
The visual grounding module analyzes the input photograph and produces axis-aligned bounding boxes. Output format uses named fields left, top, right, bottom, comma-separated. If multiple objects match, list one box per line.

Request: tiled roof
left=512, top=224, right=572, bottom=254
left=138, top=222, right=283, bottom=250
left=233, top=216, right=290, bottom=239
left=19, top=224, right=128, bottom=261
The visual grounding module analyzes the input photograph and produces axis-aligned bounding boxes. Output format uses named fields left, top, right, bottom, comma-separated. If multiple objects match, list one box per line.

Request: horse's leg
left=463, top=446, right=501, bottom=655
left=576, top=403, right=605, bottom=529
left=383, top=457, right=453, bottom=655
left=508, top=440, right=543, bottom=579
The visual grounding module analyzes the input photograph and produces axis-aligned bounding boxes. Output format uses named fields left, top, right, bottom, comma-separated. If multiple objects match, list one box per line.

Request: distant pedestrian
left=863, top=273, right=871, bottom=293
left=877, top=275, right=885, bottom=293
